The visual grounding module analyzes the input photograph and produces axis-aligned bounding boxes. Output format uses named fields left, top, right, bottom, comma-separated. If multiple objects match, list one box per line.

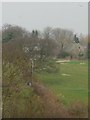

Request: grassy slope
left=37, top=61, right=88, bottom=105
left=3, top=61, right=88, bottom=118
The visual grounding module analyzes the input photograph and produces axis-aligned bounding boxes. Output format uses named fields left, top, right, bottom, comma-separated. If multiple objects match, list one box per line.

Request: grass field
left=38, top=61, right=88, bottom=105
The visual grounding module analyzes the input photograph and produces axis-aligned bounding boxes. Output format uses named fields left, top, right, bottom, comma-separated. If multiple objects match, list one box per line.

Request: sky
left=2, top=2, right=88, bottom=35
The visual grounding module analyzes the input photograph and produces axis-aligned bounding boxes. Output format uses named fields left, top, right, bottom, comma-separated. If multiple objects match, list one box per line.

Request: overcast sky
left=2, top=2, right=88, bottom=35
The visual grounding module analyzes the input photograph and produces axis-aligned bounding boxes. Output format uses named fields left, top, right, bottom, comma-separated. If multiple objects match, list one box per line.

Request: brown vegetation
left=32, top=81, right=70, bottom=118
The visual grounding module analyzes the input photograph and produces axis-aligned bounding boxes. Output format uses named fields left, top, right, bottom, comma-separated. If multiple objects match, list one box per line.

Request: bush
left=36, top=59, right=60, bottom=73
left=58, top=51, right=70, bottom=58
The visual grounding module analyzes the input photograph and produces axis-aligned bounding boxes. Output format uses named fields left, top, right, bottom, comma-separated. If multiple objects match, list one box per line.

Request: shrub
left=36, top=59, right=60, bottom=73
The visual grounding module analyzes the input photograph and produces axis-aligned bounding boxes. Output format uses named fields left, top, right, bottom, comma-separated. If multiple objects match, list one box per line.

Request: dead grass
left=68, top=101, right=88, bottom=118
left=32, top=81, right=70, bottom=118
left=3, top=80, right=88, bottom=118
left=32, top=81, right=88, bottom=118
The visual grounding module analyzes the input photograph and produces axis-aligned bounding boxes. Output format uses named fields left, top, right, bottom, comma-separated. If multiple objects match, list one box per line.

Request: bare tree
left=52, top=28, right=74, bottom=58
left=43, top=27, right=52, bottom=39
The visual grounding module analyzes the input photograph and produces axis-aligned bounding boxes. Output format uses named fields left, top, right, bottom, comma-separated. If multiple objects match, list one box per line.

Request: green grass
left=37, top=61, right=88, bottom=105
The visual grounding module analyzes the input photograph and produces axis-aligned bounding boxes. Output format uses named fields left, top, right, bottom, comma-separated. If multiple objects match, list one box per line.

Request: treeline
left=2, top=24, right=88, bottom=60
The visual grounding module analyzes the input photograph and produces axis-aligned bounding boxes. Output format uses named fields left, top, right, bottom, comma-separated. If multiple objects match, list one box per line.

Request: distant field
left=38, top=61, right=88, bottom=105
